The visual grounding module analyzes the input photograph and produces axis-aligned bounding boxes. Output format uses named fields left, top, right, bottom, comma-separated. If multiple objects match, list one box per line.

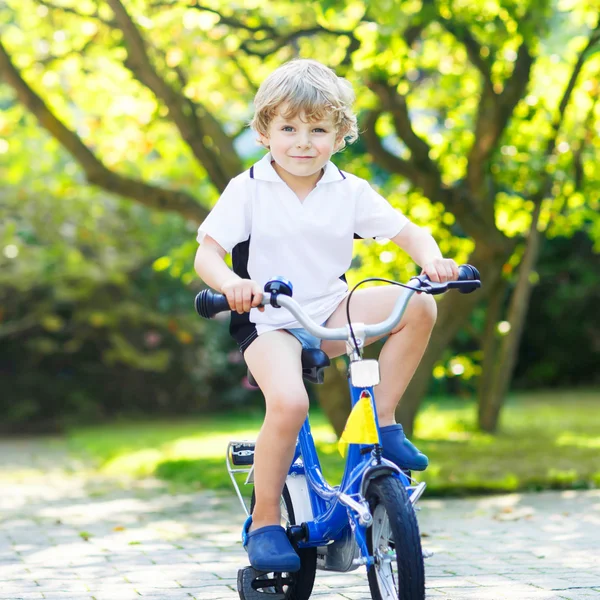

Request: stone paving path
left=1, top=437, right=599, bottom=600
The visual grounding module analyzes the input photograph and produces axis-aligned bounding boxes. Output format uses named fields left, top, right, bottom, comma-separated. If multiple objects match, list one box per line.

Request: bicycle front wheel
left=366, top=475, right=425, bottom=600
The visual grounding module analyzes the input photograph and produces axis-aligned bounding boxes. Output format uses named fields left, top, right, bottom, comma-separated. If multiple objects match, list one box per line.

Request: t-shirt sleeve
left=196, top=175, right=251, bottom=252
left=354, top=180, right=409, bottom=239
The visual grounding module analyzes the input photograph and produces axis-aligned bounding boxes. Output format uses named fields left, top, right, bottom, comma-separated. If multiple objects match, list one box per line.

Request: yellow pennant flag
left=337, top=392, right=380, bottom=457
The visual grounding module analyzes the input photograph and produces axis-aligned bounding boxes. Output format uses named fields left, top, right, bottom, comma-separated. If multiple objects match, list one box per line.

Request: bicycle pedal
left=230, top=442, right=255, bottom=466
left=237, top=566, right=288, bottom=599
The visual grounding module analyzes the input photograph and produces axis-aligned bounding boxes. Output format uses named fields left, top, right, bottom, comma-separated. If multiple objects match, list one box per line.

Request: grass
left=66, top=389, right=600, bottom=497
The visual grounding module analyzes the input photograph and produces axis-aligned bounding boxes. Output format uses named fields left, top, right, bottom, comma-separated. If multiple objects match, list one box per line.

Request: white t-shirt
left=197, top=152, right=409, bottom=335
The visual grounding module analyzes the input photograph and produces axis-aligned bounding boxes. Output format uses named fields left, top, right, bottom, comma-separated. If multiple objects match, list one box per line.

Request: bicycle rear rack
left=409, top=481, right=427, bottom=505
left=226, top=441, right=256, bottom=517
left=227, top=440, right=427, bottom=516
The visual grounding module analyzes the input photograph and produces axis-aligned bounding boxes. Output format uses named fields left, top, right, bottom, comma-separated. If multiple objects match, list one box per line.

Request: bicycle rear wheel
left=248, top=486, right=317, bottom=600
left=366, top=475, right=425, bottom=600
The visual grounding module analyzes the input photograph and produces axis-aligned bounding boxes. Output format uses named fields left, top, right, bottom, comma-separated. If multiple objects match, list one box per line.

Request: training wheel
left=237, top=566, right=292, bottom=600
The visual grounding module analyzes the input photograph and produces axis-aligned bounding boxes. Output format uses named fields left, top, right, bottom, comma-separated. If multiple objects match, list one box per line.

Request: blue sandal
left=380, top=424, right=429, bottom=471
left=242, top=516, right=301, bottom=573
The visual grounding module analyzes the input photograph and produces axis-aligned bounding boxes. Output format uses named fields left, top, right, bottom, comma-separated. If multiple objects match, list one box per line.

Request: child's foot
left=380, top=424, right=428, bottom=471
left=242, top=516, right=300, bottom=573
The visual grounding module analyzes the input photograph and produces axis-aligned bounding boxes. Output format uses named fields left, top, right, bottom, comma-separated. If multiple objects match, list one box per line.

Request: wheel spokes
left=373, top=504, right=398, bottom=599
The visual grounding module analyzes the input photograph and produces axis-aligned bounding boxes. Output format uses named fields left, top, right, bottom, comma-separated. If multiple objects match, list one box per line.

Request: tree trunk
left=476, top=274, right=509, bottom=425
left=316, top=340, right=384, bottom=437
left=478, top=203, right=543, bottom=432
left=395, top=243, right=510, bottom=436
left=315, top=358, right=351, bottom=437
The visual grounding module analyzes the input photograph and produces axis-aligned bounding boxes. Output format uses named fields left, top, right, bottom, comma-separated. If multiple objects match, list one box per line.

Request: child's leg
left=243, top=330, right=308, bottom=530
left=321, top=286, right=437, bottom=426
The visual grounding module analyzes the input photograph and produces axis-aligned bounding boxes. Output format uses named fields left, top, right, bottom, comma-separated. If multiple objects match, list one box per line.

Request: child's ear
left=258, top=132, right=270, bottom=148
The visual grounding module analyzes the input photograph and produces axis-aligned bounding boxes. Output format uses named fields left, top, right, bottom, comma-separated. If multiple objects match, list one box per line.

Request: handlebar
left=195, top=264, right=481, bottom=343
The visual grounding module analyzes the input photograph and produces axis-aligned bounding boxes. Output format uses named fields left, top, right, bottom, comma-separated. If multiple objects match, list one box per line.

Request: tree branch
left=36, top=0, right=243, bottom=190
left=239, top=26, right=358, bottom=58
left=362, top=111, right=504, bottom=243
left=531, top=20, right=600, bottom=205
left=465, top=40, right=533, bottom=205
left=480, top=200, right=543, bottom=432
left=35, top=0, right=115, bottom=25
left=441, top=19, right=493, bottom=83
left=229, top=53, right=259, bottom=94
left=573, top=94, right=598, bottom=191
left=0, top=38, right=206, bottom=223
left=364, top=82, right=499, bottom=233
left=185, top=2, right=278, bottom=36
left=367, top=79, right=437, bottom=173
left=38, top=33, right=98, bottom=67
left=185, top=2, right=361, bottom=57
left=152, top=2, right=361, bottom=70
left=545, top=22, right=600, bottom=159
left=362, top=110, right=424, bottom=183
left=458, top=6, right=541, bottom=201
left=106, top=0, right=241, bottom=193
left=437, top=16, right=498, bottom=208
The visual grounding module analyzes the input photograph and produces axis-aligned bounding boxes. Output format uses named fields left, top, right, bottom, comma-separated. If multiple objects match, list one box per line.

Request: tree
left=1, top=0, right=599, bottom=434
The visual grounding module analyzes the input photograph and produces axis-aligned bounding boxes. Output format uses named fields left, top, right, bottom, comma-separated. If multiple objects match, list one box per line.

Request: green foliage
left=67, top=389, right=600, bottom=496
left=513, top=231, right=600, bottom=387
left=1, top=0, right=599, bottom=426
left=0, top=124, right=257, bottom=428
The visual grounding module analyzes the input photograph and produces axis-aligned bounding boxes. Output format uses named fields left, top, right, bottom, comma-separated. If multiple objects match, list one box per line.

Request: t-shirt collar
left=251, top=152, right=345, bottom=184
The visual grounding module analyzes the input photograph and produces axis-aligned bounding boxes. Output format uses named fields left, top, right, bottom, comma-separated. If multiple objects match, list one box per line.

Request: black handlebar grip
left=456, top=264, right=481, bottom=294
left=458, top=264, right=480, bottom=281
left=195, top=289, right=231, bottom=319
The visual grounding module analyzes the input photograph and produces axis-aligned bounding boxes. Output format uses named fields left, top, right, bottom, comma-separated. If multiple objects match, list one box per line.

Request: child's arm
left=194, top=235, right=264, bottom=313
left=390, top=223, right=458, bottom=283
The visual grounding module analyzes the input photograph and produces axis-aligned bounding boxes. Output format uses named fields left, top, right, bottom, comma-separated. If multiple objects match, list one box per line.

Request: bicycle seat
left=300, top=348, right=331, bottom=384
left=247, top=348, right=331, bottom=388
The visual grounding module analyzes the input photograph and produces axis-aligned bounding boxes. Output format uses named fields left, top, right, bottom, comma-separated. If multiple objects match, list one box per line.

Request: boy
left=194, top=59, right=458, bottom=572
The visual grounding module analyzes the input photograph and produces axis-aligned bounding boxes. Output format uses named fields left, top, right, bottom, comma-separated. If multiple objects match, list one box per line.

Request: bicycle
left=195, top=264, right=481, bottom=600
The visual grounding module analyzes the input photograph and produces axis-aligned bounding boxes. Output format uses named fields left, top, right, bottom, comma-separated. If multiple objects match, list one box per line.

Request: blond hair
left=250, top=59, right=358, bottom=150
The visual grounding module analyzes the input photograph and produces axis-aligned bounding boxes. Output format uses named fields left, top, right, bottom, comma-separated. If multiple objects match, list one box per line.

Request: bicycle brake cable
left=345, top=277, right=422, bottom=357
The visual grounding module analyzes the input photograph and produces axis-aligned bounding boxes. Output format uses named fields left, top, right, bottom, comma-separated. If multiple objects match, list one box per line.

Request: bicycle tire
left=249, top=485, right=317, bottom=600
left=366, top=475, right=425, bottom=600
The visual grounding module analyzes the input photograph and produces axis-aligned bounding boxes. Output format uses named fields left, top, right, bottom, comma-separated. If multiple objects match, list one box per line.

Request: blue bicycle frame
left=290, top=379, right=411, bottom=567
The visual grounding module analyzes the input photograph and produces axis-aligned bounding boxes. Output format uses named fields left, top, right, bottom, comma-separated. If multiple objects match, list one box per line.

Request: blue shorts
left=286, top=325, right=323, bottom=350
left=237, top=322, right=326, bottom=354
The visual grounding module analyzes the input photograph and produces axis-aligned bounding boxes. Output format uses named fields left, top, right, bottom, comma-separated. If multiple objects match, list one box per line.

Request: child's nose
left=296, top=135, right=312, bottom=148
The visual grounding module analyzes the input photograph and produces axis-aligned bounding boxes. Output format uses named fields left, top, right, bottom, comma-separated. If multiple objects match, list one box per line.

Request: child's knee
left=266, top=390, right=309, bottom=430
left=393, top=292, right=437, bottom=333
left=414, top=292, right=437, bottom=327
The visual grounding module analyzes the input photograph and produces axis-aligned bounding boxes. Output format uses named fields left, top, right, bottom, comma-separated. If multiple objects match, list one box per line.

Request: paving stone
left=39, top=595, right=96, bottom=600
left=180, top=586, right=236, bottom=599
left=0, top=594, right=45, bottom=600
left=0, top=438, right=599, bottom=599
left=88, top=594, right=141, bottom=600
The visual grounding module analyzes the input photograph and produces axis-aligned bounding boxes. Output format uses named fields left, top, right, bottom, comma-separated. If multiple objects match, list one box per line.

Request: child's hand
left=421, top=258, right=459, bottom=283
left=221, top=279, right=265, bottom=314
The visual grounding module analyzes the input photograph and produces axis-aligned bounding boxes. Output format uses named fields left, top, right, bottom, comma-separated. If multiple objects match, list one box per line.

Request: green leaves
left=1, top=0, right=599, bottom=427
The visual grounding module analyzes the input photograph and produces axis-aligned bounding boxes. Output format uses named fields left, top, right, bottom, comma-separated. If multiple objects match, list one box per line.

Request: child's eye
left=313, top=128, right=326, bottom=133
left=282, top=126, right=294, bottom=132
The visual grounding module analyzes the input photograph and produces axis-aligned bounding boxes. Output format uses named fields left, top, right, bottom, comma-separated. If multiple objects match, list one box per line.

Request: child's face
left=259, top=105, right=342, bottom=180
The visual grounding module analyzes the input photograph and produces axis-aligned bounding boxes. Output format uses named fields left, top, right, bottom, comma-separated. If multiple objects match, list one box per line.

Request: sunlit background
left=0, top=0, right=598, bottom=494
